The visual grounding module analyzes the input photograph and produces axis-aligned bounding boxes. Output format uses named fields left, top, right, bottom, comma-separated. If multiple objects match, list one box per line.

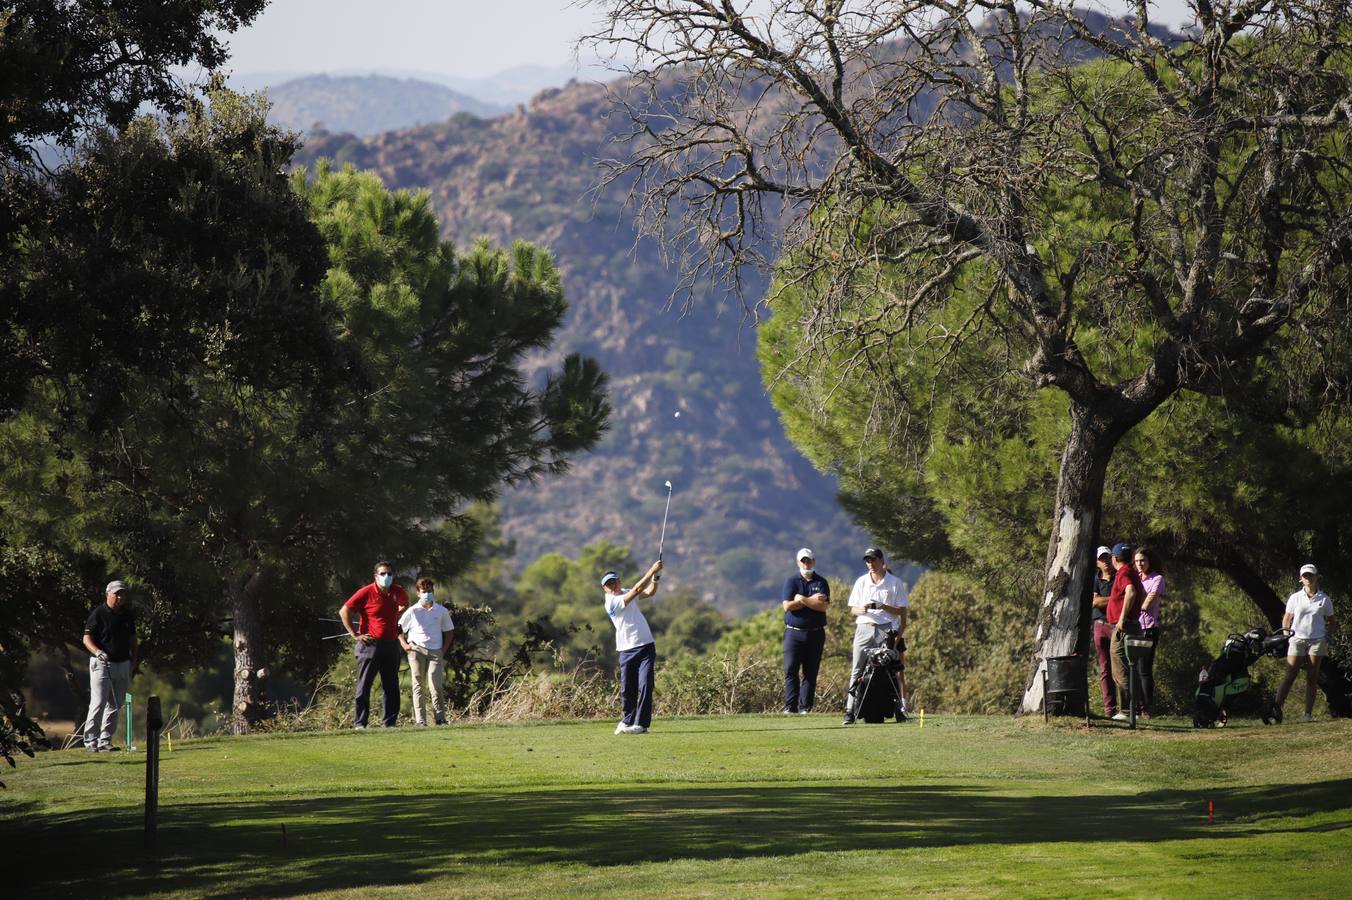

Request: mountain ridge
left=293, top=75, right=882, bottom=613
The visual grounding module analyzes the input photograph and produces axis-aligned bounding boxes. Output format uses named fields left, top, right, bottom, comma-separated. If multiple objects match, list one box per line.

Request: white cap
left=796, top=548, right=815, bottom=563
left=1300, top=564, right=1318, bottom=577
left=1096, top=546, right=1112, bottom=559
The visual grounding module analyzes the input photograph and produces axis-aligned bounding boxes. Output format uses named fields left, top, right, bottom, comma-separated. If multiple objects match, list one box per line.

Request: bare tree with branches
left=583, top=0, right=1352, bottom=712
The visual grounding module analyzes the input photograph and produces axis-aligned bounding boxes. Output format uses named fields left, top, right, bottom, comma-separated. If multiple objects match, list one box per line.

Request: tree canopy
left=586, top=1, right=1352, bottom=711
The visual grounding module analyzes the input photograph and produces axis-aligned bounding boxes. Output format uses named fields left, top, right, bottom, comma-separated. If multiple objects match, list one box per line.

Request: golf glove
left=95, top=650, right=109, bottom=662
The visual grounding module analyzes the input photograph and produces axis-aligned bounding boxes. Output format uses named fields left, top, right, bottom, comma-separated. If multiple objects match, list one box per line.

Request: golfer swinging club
left=603, top=550, right=664, bottom=734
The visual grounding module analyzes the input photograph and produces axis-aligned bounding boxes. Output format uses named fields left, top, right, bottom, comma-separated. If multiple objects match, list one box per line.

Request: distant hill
left=435, top=62, right=612, bottom=108
left=295, top=79, right=890, bottom=614
left=263, top=74, right=507, bottom=136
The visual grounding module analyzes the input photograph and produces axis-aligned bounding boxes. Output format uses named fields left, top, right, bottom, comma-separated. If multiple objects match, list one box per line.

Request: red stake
left=1208, top=800, right=1214, bottom=823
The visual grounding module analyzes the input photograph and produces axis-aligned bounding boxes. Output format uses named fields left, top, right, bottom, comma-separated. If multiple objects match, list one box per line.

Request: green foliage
left=0, top=1, right=267, bottom=160
left=904, top=572, right=1032, bottom=715
left=3, top=131, right=611, bottom=745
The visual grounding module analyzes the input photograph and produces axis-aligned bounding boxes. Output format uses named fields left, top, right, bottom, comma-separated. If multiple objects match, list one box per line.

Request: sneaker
left=798, top=709, right=810, bottom=715
left=353, top=725, right=367, bottom=730
left=625, top=725, right=648, bottom=734
left=615, top=721, right=628, bottom=735
left=1111, top=712, right=1129, bottom=721
left=434, top=718, right=447, bottom=726
left=842, top=713, right=856, bottom=726
left=781, top=708, right=796, bottom=715
left=1304, top=713, right=1314, bottom=722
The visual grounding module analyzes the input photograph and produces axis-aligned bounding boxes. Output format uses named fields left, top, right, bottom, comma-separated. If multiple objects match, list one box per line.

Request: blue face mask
left=377, top=573, right=394, bottom=589
left=418, top=592, right=434, bottom=605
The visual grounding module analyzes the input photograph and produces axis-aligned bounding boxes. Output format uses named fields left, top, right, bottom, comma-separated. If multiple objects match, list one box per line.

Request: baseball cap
left=1300, top=564, right=1318, bottom=577
left=600, top=571, right=620, bottom=588
left=105, top=580, right=128, bottom=594
left=1111, top=543, right=1131, bottom=559
left=862, top=547, right=884, bottom=560
left=796, top=548, right=815, bottom=562
left=1096, top=546, right=1112, bottom=559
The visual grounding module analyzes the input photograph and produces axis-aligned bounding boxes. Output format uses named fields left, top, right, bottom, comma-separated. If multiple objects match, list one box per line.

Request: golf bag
left=850, top=637, right=907, bottom=724
left=1193, top=627, right=1291, bottom=728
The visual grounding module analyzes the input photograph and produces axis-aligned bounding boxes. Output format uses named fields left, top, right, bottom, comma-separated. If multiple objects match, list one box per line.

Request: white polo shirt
left=398, top=602, right=454, bottom=651
left=848, top=571, right=908, bottom=629
left=1286, top=589, right=1334, bottom=640
left=604, top=590, right=654, bottom=652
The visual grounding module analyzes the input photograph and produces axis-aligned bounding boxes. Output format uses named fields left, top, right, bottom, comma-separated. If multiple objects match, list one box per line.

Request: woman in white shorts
left=1275, top=564, right=1336, bottom=721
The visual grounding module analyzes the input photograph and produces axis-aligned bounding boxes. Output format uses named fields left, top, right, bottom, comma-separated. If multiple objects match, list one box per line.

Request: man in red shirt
left=338, top=560, right=410, bottom=728
left=1106, top=543, right=1142, bottom=722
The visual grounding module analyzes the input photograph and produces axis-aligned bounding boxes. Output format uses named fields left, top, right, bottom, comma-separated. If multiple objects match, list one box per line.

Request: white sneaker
left=1112, top=712, right=1129, bottom=721
left=615, top=721, right=628, bottom=735
left=625, top=725, right=648, bottom=734
left=1304, top=713, right=1314, bottom=722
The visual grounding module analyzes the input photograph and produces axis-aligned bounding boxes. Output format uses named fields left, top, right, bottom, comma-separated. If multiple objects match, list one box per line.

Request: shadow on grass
left=13, top=779, right=1352, bottom=897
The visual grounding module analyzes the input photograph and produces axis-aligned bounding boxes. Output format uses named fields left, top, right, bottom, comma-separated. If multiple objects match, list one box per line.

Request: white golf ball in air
left=674, top=411, right=681, bottom=418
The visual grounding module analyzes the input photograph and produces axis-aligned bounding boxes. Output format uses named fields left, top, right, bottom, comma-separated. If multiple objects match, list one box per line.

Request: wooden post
left=144, top=695, right=163, bottom=855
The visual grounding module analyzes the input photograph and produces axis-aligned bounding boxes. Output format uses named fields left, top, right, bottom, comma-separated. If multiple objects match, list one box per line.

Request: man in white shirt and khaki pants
left=843, top=547, right=909, bottom=725
left=398, top=577, right=455, bottom=726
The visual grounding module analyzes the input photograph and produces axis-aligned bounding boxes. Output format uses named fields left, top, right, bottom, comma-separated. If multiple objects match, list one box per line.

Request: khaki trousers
left=407, top=647, right=446, bottom=724
left=1109, top=626, right=1133, bottom=713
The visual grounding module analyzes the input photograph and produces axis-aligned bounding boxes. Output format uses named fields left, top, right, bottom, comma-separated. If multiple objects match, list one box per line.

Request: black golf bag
left=850, top=636, right=907, bottom=724
left=1193, top=627, right=1291, bottom=728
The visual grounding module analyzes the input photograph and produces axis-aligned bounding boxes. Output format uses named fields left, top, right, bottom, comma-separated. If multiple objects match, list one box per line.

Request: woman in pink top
left=1133, top=547, right=1165, bottom=717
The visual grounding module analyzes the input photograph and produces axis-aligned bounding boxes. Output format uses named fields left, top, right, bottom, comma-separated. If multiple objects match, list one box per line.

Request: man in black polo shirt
left=82, top=580, right=137, bottom=752
left=781, top=548, right=831, bottom=714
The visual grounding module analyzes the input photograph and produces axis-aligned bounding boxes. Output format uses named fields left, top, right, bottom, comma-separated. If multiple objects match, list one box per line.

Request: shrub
left=903, top=571, right=1031, bottom=714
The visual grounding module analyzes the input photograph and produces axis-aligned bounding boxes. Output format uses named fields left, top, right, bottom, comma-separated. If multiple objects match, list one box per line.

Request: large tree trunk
left=1019, top=406, right=1117, bottom=715
left=231, top=570, right=270, bottom=735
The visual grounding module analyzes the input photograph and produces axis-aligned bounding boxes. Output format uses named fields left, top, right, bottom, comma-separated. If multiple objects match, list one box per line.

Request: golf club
left=655, top=480, right=673, bottom=581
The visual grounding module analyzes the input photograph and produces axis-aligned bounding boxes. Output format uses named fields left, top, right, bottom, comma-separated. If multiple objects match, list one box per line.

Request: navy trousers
left=783, top=628, right=826, bottom=712
left=354, top=639, right=402, bottom=727
left=619, top=642, right=657, bottom=728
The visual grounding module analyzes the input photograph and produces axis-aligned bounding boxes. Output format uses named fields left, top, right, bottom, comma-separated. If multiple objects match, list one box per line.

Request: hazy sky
left=225, top=1, right=1200, bottom=79
left=225, top=0, right=603, bottom=77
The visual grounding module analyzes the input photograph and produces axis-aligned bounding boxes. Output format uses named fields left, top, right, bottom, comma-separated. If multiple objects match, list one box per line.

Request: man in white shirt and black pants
left=603, top=559, right=662, bottom=734
left=843, top=548, right=909, bottom=725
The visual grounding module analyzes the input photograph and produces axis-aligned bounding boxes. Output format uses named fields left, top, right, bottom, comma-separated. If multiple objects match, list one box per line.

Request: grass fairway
left=6, top=714, right=1352, bottom=898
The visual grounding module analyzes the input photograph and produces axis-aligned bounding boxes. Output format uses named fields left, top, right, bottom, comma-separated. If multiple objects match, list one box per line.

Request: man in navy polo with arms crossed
left=782, top=548, right=831, bottom=714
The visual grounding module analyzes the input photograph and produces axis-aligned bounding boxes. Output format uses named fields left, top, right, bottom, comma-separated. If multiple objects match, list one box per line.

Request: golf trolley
left=849, top=636, right=908, bottom=723
left=1193, top=626, right=1292, bottom=728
